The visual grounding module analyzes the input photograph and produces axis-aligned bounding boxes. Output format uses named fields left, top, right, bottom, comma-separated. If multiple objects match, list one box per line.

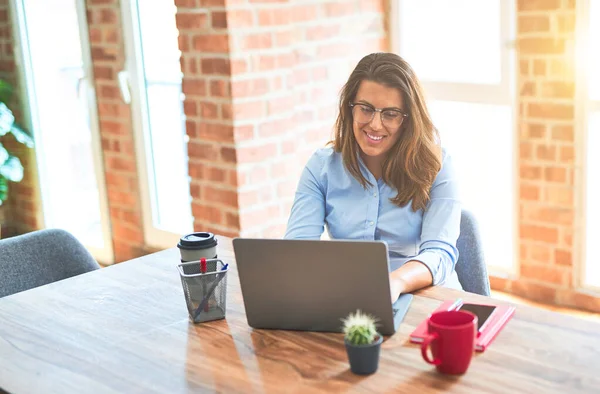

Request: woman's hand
left=389, top=275, right=408, bottom=303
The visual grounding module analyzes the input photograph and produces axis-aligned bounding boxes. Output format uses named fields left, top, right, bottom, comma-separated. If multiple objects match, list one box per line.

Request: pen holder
left=178, top=259, right=228, bottom=323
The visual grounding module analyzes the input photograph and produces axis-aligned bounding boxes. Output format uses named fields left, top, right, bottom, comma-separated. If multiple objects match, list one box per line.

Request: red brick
left=258, top=118, right=292, bottom=138
left=230, top=58, right=248, bottom=75
left=559, top=146, right=574, bottom=163
left=532, top=59, right=546, bottom=76
left=108, top=156, right=137, bottom=172
left=520, top=81, right=535, bottom=96
left=233, top=100, right=265, bottom=120
left=188, top=142, right=219, bottom=160
left=519, top=59, right=529, bottom=76
left=112, top=223, right=144, bottom=245
left=200, top=101, right=219, bottom=119
left=258, top=9, right=291, bottom=26
left=540, top=81, right=574, bottom=99
left=520, top=224, right=559, bottom=243
left=528, top=244, right=552, bottom=263
left=545, top=186, right=573, bottom=206
left=234, top=125, right=255, bottom=141
left=192, top=204, right=223, bottom=224
left=325, top=2, right=355, bottom=17
left=306, top=24, right=340, bottom=41
left=544, top=166, right=567, bottom=183
left=511, top=281, right=557, bottom=304
left=520, top=142, right=533, bottom=159
left=201, top=58, right=230, bottom=75
left=228, top=10, right=255, bottom=28
left=240, top=33, right=272, bottom=50
left=221, top=103, right=233, bottom=120
left=220, top=146, right=237, bottom=163
left=528, top=103, right=574, bottom=120
left=210, top=80, right=231, bottom=97
left=536, top=144, right=556, bottom=161
left=557, top=13, right=576, bottom=33
left=231, top=78, right=270, bottom=98
left=524, top=123, right=546, bottom=139
left=225, top=212, right=240, bottom=229
left=182, top=79, right=206, bottom=96
left=520, top=264, right=566, bottom=285
left=520, top=164, right=542, bottom=180
left=526, top=206, right=573, bottom=226
left=237, top=143, right=278, bottom=163
left=551, top=125, right=574, bottom=141
left=572, top=292, right=600, bottom=313
left=290, top=4, right=319, bottom=22
left=211, top=11, right=227, bottom=28
left=193, top=34, right=229, bottom=52
left=518, top=15, right=550, bottom=33
left=518, top=38, right=565, bottom=55
left=555, top=249, right=572, bottom=266
left=517, top=0, right=560, bottom=12
left=184, top=101, right=198, bottom=116
left=203, top=185, right=238, bottom=207
left=176, top=13, right=208, bottom=29
left=240, top=205, right=281, bottom=228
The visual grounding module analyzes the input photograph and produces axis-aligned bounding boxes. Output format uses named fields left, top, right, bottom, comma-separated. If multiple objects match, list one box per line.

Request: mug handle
left=421, top=332, right=442, bottom=365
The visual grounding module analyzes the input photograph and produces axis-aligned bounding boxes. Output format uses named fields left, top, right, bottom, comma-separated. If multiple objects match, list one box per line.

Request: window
left=121, top=0, right=193, bottom=248
left=393, top=0, right=517, bottom=272
left=582, top=0, right=600, bottom=287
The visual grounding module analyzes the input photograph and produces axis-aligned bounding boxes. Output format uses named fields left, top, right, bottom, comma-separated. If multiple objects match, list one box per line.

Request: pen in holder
left=178, top=258, right=229, bottom=323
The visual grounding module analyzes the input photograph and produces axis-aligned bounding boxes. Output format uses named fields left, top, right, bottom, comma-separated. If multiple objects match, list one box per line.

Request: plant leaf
left=0, top=79, right=12, bottom=104
left=0, top=156, right=24, bottom=182
left=9, top=124, right=34, bottom=147
left=0, top=142, right=8, bottom=166
left=0, top=176, right=7, bottom=203
left=0, top=102, right=15, bottom=137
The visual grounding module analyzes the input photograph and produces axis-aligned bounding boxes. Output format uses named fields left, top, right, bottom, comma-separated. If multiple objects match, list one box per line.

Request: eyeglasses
left=349, top=103, right=408, bottom=130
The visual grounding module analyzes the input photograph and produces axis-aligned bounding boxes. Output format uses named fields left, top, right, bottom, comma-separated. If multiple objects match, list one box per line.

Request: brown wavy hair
left=332, top=52, right=441, bottom=212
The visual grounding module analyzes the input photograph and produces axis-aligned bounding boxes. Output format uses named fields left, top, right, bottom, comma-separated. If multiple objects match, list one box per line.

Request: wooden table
left=0, top=236, right=599, bottom=393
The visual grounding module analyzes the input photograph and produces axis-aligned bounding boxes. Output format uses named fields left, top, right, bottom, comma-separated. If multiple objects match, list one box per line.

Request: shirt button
left=373, top=193, right=377, bottom=197
left=369, top=221, right=374, bottom=226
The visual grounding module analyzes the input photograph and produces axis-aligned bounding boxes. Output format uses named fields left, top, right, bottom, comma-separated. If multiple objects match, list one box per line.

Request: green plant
left=342, top=310, right=379, bottom=345
left=0, top=79, right=34, bottom=205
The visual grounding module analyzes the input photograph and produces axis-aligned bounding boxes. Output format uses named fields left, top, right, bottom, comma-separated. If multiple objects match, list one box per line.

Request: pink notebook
left=410, top=299, right=515, bottom=352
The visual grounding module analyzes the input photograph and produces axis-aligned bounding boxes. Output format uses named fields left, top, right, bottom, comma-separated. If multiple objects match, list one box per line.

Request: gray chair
left=0, top=228, right=100, bottom=298
left=455, top=210, right=491, bottom=296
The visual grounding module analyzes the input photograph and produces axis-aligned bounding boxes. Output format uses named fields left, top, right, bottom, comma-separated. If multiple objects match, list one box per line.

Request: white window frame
left=575, top=0, right=600, bottom=292
left=9, top=0, right=114, bottom=264
left=120, top=0, right=193, bottom=249
left=391, top=0, right=519, bottom=275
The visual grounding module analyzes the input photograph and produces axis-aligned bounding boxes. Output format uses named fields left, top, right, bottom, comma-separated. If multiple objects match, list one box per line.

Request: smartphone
left=457, top=303, right=497, bottom=333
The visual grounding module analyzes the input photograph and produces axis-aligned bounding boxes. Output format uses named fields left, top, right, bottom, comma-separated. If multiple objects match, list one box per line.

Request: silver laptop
left=232, top=238, right=413, bottom=336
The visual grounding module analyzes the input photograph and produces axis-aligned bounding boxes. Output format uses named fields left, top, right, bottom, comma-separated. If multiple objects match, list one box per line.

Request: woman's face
left=351, top=80, right=406, bottom=163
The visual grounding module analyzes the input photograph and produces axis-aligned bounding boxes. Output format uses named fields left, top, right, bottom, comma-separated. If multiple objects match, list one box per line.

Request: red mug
left=420, top=310, right=478, bottom=374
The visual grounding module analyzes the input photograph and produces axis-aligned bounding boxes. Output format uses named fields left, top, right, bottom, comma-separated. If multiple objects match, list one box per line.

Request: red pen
left=200, top=258, right=208, bottom=312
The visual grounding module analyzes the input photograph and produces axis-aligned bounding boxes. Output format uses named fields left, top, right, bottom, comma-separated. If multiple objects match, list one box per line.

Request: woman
left=284, top=52, right=462, bottom=302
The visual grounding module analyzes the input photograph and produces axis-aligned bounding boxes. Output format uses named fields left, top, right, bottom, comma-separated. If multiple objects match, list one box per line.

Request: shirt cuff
left=410, top=250, right=446, bottom=286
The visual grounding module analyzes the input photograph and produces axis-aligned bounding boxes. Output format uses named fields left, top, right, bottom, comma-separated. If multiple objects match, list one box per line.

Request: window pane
left=136, top=1, right=192, bottom=234
left=399, top=0, right=502, bottom=85
left=590, top=0, right=600, bottom=100
left=429, top=101, right=514, bottom=270
left=585, top=111, right=600, bottom=287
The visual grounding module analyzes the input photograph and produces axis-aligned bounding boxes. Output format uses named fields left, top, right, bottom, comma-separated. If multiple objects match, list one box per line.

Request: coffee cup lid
left=177, top=232, right=218, bottom=250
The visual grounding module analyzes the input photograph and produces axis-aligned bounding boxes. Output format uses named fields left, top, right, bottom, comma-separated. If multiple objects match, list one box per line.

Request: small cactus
left=342, top=310, right=379, bottom=345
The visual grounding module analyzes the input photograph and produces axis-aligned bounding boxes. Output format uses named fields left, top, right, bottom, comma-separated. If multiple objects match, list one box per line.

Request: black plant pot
left=344, top=335, right=383, bottom=375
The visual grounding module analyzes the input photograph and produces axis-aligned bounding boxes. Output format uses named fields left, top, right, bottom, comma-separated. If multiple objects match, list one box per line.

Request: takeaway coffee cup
left=177, top=232, right=218, bottom=262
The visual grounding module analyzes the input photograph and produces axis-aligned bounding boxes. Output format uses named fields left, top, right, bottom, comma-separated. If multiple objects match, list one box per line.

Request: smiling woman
left=285, top=53, right=462, bottom=303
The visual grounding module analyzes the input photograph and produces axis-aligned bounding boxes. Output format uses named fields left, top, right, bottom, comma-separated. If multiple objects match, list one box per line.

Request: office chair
left=0, top=228, right=100, bottom=298
left=455, top=209, right=491, bottom=296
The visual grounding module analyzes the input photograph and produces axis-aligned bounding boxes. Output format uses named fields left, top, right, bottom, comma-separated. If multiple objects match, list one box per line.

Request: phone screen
left=457, top=303, right=497, bottom=332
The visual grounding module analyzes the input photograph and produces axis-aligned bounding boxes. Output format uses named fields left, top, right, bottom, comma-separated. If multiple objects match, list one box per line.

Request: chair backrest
left=455, top=210, right=491, bottom=296
left=0, top=228, right=100, bottom=298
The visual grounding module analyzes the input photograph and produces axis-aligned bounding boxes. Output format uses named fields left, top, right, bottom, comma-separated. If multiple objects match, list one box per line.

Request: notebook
left=409, top=299, right=516, bottom=352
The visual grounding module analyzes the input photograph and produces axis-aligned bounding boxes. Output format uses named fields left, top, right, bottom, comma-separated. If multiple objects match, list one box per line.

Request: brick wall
left=0, top=0, right=39, bottom=236
left=86, top=0, right=145, bottom=262
left=176, top=0, right=387, bottom=238
left=490, top=0, right=600, bottom=313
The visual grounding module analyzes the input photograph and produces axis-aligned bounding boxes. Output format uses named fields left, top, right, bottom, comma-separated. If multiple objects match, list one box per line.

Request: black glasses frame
left=349, top=103, right=409, bottom=128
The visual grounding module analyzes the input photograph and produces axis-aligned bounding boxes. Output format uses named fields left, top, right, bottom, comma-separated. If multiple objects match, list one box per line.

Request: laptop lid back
left=232, top=238, right=398, bottom=335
